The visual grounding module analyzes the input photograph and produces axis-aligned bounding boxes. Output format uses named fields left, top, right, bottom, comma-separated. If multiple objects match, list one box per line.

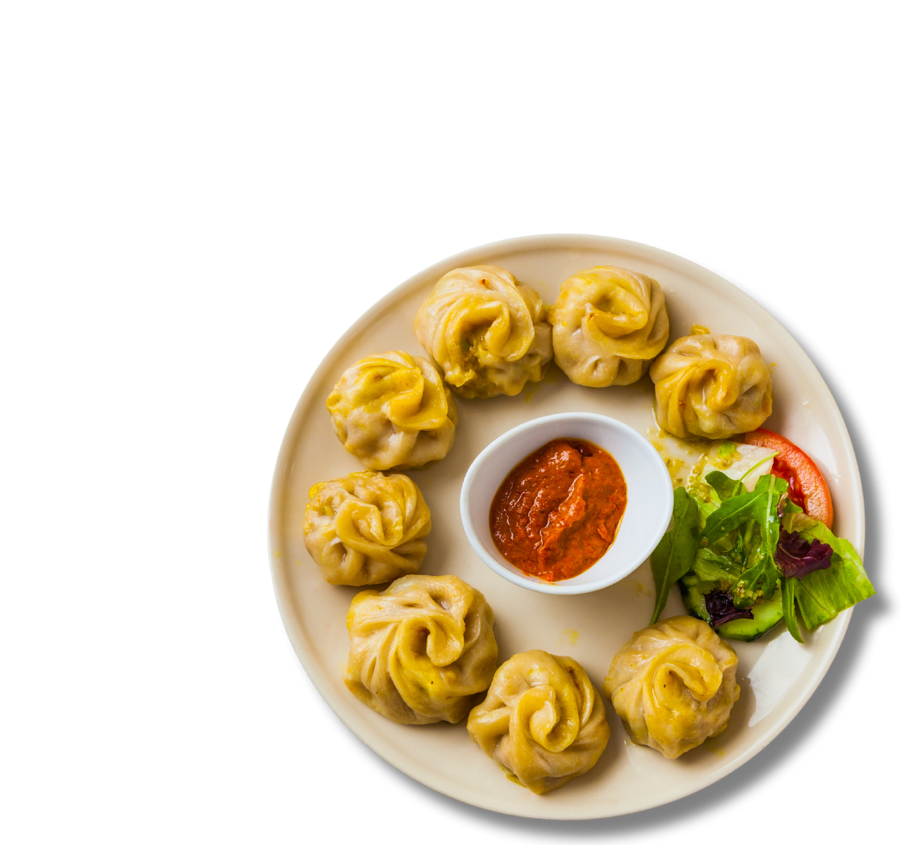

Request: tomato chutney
left=489, top=438, right=627, bottom=582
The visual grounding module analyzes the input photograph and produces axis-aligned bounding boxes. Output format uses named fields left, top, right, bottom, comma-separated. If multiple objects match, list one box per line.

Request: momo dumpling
left=414, top=265, right=553, bottom=398
left=550, top=266, right=670, bottom=387
left=303, top=471, right=430, bottom=586
left=650, top=327, right=773, bottom=439
left=602, top=616, right=740, bottom=759
left=344, top=575, right=498, bottom=725
left=467, top=650, right=610, bottom=794
left=327, top=350, right=458, bottom=470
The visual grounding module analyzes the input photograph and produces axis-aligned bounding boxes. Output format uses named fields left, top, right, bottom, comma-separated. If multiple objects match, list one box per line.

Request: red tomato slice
left=743, top=428, right=834, bottom=528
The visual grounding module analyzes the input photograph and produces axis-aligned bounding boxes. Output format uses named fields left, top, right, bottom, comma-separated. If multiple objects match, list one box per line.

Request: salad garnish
left=649, top=432, right=874, bottom=643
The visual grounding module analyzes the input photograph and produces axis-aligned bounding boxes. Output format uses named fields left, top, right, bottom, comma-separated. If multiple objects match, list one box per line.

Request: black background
left=264, top=230, right=876, bottom=828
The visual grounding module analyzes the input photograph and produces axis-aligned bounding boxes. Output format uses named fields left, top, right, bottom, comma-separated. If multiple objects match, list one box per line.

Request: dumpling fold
left=327, top=350, right=457, bottom=469
left=414, top=265, right=553, bottom=398
left=650, top=327, right=773, bottom=439
left=344, top=575, right=498, bottom=724
left=467, top=650, right=610, bottom=794
left=304, top=471, right=430, bottom=586
left=602, top=616, right=740, bottom=759
left=550, top=266, right=670, bottom=387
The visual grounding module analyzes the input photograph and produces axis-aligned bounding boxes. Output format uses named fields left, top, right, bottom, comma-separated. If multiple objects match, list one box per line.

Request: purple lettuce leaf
left=776, top=529, right=833, bottom=579
left=705, top=589, right=754, bottom=627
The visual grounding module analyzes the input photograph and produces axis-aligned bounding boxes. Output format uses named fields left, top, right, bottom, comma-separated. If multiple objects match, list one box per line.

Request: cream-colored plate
left=269, top=235, right=863, bottom=819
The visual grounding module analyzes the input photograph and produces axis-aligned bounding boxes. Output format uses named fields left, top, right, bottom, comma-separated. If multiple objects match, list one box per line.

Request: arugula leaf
left=728, top=475, right=786, bottom=610
left=732, top=535, right=779, bottom=608
left=739, top=452, right=781, bottom=485
left=705, top=470, right=742, bottom=501
left=650, top=488, right=700, bottom=624
left=751, top=473, right=787, bottom=561
left=701, top=488, right=764, bottom=545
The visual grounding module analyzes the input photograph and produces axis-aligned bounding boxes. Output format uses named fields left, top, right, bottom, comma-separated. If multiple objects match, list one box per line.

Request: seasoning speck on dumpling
left=650, top=326, right=773, bottom=439
left=602, top=616, right=740, bottom=759
left=344, top=575, right=498, bottom=725
left=467, top=650, right=610, bottom=794
left=550, top=266, right=670, bottom=387
left=327, top=350, right=457, bottom=470
left=414, top=265, right=553, bottom=398
left=303, top=471, right=430, bottom=586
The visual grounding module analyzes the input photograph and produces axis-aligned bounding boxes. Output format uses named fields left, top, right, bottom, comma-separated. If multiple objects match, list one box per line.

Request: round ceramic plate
left=269, top=235, right=863, bottom=819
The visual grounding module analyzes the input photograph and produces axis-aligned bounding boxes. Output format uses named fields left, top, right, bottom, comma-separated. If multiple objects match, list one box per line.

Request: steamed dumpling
left=327, top=350, right=458, bottom=470
left=602, top=616, right=740, bottom=759
left=344, top=575, right=498, bottom=724
left=414, top=265, right=553, bottom=398
left=550, top=266, right=670, bottom=387
left=467, top=650, right=610, bottom=794
left=650, top=327, right=773, bottom=439
left=303, top=471, right=430, bottom=586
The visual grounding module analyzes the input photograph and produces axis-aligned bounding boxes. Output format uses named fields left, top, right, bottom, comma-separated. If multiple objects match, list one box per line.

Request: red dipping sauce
left=489, top=438, right=627, bottom=582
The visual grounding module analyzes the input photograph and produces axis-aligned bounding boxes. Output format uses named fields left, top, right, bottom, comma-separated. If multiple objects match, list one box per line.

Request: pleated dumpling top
left=602, top=616, right=740, bottom=759
left=414, top=265, right=553, bottom=398
left=344, top=575, right=498, bottom=725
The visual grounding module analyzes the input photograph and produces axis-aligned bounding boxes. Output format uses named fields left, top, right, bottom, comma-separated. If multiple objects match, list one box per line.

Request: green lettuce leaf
left=782, top=513, right=875, bottom=630
left=751, top=473, right=787, bottom=561
left=692, top=548, right=742, bottom=584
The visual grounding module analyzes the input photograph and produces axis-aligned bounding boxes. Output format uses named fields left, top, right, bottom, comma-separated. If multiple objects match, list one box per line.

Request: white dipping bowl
left=460, top=412, right=673, bottom=595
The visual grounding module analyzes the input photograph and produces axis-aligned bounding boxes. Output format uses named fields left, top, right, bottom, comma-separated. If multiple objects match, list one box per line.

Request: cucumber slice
left=679, top=575, right=784, bottom=642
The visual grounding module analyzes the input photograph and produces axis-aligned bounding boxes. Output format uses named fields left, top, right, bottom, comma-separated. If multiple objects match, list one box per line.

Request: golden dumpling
left=327, top=350, right=458, bottom=470
left=344, top=575, right=498, bottom=725
left=467, top=650, right=610, bottom=794
left=550, top=266, right=670, bottom=387
left=303, top=471, right=430, bottom=586
left=602, top=616, right=740, bottom=759
left=650, top=327, right=773, bottom=439
left=414, top=265, right=553, bottom=398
